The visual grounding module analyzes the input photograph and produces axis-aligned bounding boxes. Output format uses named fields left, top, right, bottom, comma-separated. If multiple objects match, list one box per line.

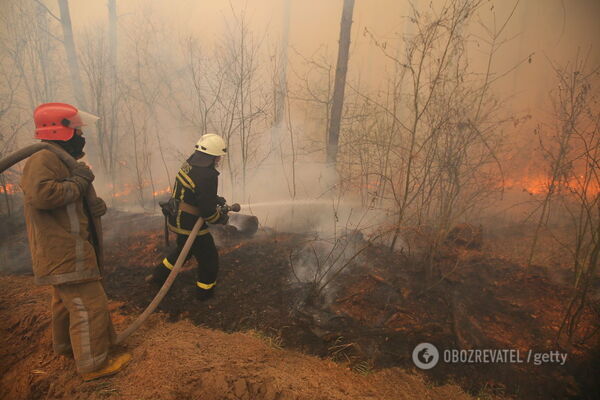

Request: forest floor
left=1, top=208, right=599, bottom=399
left=0, top=275, right=475, bottom=400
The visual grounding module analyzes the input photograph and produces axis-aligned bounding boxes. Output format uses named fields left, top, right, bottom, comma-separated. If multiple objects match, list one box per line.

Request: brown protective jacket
left=20, top=148, right=100, bottom=286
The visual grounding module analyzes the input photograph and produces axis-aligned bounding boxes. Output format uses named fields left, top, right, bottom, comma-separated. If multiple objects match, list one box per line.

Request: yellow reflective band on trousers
left=196, top=281, right=216, bottom=290
left=53, top=281, right=112, bottom=374
left=162, top=258, right=174, bottom=270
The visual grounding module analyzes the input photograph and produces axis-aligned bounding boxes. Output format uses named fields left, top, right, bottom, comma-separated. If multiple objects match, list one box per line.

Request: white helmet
left=195, top=133, right=227, bottom=156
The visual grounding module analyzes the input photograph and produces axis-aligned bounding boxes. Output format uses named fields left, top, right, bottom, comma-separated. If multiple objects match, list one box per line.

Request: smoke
left=1, top=0, right=599, bottom=275
left=290, top=228, right=367, bottom=304
left=58, top=0, right=598, bottom=212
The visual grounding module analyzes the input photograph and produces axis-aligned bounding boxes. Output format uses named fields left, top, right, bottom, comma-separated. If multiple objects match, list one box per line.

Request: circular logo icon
left=412, top=343, right=439, bottom=370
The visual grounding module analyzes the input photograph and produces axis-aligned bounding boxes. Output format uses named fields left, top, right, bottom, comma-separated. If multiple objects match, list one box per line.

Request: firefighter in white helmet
left=147, top=133, right=228, bottom=300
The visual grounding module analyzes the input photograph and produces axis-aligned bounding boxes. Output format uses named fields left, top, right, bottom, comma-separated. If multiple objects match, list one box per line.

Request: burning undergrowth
left=96, top=209, right=600, bottom=400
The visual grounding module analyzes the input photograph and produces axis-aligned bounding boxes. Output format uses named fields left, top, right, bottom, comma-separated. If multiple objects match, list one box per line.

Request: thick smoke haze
left=64, top=0, right=599, bottom=108
left=0, top=0, right=598, bottom=237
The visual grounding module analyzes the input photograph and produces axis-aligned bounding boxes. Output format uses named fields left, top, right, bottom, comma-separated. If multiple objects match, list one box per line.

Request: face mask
left=57, top=132, right=86, bottom=159
left=188, top=151, right=217, bottom=168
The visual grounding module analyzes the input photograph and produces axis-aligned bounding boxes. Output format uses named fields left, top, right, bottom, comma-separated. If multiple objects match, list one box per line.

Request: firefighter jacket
left=167, top=154, right=221, bottom=236
left=20, top=148, right=101, bottom=286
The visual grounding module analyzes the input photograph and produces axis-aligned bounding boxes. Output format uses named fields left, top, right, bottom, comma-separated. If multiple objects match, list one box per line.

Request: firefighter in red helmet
left=20, top=102, right=130, bottom=380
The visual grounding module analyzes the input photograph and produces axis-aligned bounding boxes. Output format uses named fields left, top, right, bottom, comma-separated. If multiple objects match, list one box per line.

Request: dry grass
left=0, top=275, right=481, bottom=400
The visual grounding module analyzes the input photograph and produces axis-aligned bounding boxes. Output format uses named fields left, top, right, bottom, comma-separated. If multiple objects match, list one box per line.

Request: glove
left=69, top=162, right=95, bottom=194
left=68, top=176, right=87, bottom=194
left=89, top=197, right=107, bottom=217
left=72, top=162, right=95, bottom=182
left=215, top=211, right=229, bottom=225
left=216, top=196, right=226, bottom=206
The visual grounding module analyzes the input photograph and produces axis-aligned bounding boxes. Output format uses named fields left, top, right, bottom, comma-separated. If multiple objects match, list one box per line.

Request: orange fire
left=110, top=183, right=136, bottom=198
left=153, top=186, right=171, bottom=197
left=505, top=177, right=547, bottom=195
left=0, top=183, right=18, bottom=195
left=108, top=182, right=171, bottom=199
left=506, top=176, right=600, bottom=196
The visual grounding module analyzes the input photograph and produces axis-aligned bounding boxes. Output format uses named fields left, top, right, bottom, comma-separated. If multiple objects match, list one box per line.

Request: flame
left=110, top=183, right=136, bottom=198
left=0, top=176, right=170, bottom=199
left=153, top=186, right=171, bottom=197
left=505, top=177, right=548, bottom=195
left=0, top=183, right=18, bottom=195
left=108, top=182, right=171, bottom=199
left=506, top=176, right=600, bottom=196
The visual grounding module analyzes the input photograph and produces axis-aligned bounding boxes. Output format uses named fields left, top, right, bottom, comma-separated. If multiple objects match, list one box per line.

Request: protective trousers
left=51, top=280, right=115, bottom=374
left=152, top=233, right=219, bottom=293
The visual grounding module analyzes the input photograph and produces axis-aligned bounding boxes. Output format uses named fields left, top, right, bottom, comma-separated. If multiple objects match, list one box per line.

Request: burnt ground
left=98, top=211, right=600, bottom=400
left=1, top=206, right=598, bottom=399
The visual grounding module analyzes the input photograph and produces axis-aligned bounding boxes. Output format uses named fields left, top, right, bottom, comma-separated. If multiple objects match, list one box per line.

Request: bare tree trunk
left=57, top=0, right=87, bottom=109
left=283, top=94, right=297, bottom=198
left=326, top=0, right=355, bottom=164
left=107, top=0, right=118, bottom=181
left=34, top=3, right=54, bottom=103
left=272, top=0, right=290, bottom=138
left=108, top=0, right=117, bottom=72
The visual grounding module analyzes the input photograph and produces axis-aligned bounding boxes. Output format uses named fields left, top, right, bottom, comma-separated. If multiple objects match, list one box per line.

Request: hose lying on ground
left=115, top=216, right=204, bottom=344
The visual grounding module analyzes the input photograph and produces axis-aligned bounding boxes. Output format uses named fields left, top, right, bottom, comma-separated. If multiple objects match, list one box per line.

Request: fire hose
left=0, top=144, right=243, bottom=345
left=115, top=202, right=240, bottom=344
left=113, top=221, right=204, bottom=341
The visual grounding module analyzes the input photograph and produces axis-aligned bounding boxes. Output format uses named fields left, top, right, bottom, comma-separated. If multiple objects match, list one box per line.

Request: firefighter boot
left=196, top=286, right=215, bottom=301
left=145, top=260, right=171, bottom=286
left=82, top=352, right=132, bottom=381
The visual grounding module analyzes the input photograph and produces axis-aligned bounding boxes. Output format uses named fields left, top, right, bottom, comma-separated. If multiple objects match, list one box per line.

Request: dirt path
left=0, top=275, right=475, bottom=400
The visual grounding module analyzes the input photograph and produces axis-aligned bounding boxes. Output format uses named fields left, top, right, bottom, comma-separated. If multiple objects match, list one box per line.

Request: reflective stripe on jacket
left=20, top=148, right=101, bottom=285
left=167, top=156, right=221, bottom=235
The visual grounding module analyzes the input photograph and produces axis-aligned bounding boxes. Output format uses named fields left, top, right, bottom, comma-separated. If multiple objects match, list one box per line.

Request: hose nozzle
left=221, top=203, right=241, bottom=213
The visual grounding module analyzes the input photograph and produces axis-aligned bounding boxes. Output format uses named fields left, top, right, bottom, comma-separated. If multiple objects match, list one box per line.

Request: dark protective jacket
left=167, top=153, right=221, bottom=236
left=20, top=148, right=100, bottom=286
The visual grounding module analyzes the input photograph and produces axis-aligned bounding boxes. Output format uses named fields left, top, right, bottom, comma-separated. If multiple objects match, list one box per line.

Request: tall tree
left=326, top=0, right=355, bottom=164
left=106, top=0, right=119, bottom=177
left=273, top=0, right=290, bottom=129
left=108, top=0, right=117, bottom=73
left=57, top=0, right=87, bottom=108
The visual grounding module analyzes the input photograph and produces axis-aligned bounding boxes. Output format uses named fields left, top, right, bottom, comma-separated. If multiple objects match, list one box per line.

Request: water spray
left=237, top=199, right=339, bottom=210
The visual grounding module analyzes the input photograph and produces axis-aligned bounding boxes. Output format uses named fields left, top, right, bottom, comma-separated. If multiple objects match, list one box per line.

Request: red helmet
left=34, top=103, right=99, bottom=141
